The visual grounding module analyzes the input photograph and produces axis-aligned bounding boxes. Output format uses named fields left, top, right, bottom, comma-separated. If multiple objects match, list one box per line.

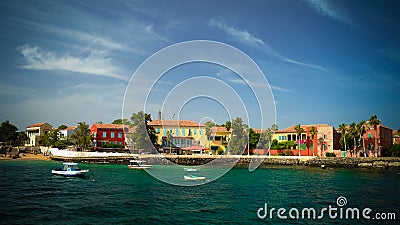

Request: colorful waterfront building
left=58, top=126, right=77, bottom=141
left=362, top=124, right=393, bottom=157
left=90, top=124, right=125, bottom=148
left=273, top=124, right=340, bottom=156
left=25, top=122, right=53, bottom=146
left=148, top=120, right=207, bottom=152
left=208, top=126, right=232, bottom=154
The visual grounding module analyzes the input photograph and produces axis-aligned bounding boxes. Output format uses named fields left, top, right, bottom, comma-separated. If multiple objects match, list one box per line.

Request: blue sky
left=0, top=0, right=399, bottom=131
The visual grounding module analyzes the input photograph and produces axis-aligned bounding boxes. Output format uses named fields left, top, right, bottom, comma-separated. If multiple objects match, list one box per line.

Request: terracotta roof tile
left=148, top=120, right=205, bottom=127
left=276, top=124, right=330, bottom=133
left=65, top=126, right=77, bottom=131
left=27, top=122, right=50, bottom=128
left=92, top=124, right=124, bottom=129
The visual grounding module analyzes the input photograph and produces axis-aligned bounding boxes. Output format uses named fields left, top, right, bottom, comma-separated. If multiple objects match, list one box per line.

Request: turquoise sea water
left=0, top=160, right=399, bottom=225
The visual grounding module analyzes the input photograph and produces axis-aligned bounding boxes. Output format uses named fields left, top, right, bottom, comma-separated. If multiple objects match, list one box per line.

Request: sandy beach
left=0, top=153, right=51, bottom=161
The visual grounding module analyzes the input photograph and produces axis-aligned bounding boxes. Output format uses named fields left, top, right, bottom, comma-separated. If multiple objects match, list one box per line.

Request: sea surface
left=0, top=160, right=399, bottom=225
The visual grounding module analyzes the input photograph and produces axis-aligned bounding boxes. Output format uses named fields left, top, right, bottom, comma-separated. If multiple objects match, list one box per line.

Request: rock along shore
left=50, top=154, right=400, bottom=169
left=141, top=155, right=400, bottom=169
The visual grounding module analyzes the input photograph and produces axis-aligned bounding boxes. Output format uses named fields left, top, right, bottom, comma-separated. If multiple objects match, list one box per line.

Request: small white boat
left=184, top=167, right=198, bottom=172
left=128, top=160, right=152, bottom=169
left=52, top=162, right=89, bottom=177
left=184, top=175, right=205, bottom=181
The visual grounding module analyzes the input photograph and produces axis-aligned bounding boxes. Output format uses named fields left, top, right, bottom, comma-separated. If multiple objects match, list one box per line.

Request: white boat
left=184, top=175, right=205, bottom=180
left=128, top=160, right=152, bottom=169
left=184, top=167, right=198, bottom=172
left=52, top=162, right=89, bottom=177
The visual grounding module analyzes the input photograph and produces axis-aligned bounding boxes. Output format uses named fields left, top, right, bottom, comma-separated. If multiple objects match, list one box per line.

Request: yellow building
left=208, top=126, right=232, bottom=154
left=148, top=120, right=207, bottom=152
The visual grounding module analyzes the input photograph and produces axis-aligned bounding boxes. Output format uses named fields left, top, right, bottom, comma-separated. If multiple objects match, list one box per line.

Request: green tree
left=0, top=120, right=18, bottom=146
left=309, top=126, right=317, bottom=156
left=40, top=129, right=60, bottom=147
left=16, top=131, right=28, bottom=146
left=248, top=128, right=260, bottom=150
left=166, top=130, right=173, bottom=154
left=228, top=117, right=248, bottom=155
left=111, top=119, right=127, bottom=124
left=271, top=124, right=278, bottom=131
left=392, top=144, right=400, bottom=157
left=129, top=111, right=157, bottom=151
left=294, top=124, right=304, bottom=156
left=257, top=128, right=273, bottom=149
left=70, top=122, right=91, bottom=150
left=224, top=120, right=231, bottom=131
left=58, top=124, right=68, bottom=130
left=338, top=123, right=348, bottom=151
left=368, top=115, right=381, bottom=157
left=348, top=122, right=358, bottom=157
left=357, top=120, right=368, bottom=157
left=204, top=121, right=215, bottom=148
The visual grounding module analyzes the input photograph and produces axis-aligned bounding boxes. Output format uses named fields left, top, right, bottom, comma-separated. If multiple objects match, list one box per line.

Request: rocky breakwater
left=140, top=155, right=400, bottom=169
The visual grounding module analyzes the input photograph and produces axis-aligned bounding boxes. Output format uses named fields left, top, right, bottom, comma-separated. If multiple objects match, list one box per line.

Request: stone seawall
left=50, top=154, right=400, bottom=169
left=139, top=155, right=400, bottom=169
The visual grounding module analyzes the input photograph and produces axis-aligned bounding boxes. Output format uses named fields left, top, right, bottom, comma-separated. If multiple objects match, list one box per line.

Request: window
left=368, top=133, right=372, bottom=138
left=118, top=132, right=122, bottom=138
left=200, top=129, right=203, bottom=135
left=163, top=128, right=166, bottom=135
left=111, top=132, right=115, bottom=138
left=103, top=132, right=107, bottom=138
left=176, top=129, right=179, bottom=136
left=182, top=129, right=185, bottom=136
left=194, top=129, right=197, bottom=135
left=93, top=132, right=96, bottom=137
left=157, top=128, right=160, bottom=133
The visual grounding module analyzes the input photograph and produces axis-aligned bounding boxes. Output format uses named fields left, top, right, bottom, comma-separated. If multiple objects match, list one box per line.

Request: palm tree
left=368, top=115, right=381, bottom=157
left=348, top=122, right=357, bottom=157
left=338, top=123, right=348, bottom=153
left=309, top=126, right=317, bottom=156
left=166, top=130, right=173, bottom=154
left=357, top=120, right=367, bottom=157
left=271, top=124, right=278, bottom=132
left=294, top=124, right=304, bottom=156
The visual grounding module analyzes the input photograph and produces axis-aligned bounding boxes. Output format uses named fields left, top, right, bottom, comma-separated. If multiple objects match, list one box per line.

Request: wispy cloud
left=304, top=0, right=352, bottom=24
left=209, top=19, right=326, bottom=71
left=209, top=19, right=264, bottom=46
left=17, top=45, right=128, bottom=80
left=146, top=23, right=170, bottom=42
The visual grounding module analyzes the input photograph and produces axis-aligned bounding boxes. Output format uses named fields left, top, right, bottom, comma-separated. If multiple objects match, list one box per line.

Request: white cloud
left=304, top=0, right=352, bottom=24
left=17, top=45, right=128, bottom=80
left=209, top=19, right=264, bottom=46
left=146, top=23, right=170, bottom=42
left=209, top=19, right=326, bottom=71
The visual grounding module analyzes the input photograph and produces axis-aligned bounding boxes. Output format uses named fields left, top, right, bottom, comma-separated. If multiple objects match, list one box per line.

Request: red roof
left=27, top=122, right=50, bottom=128
left=148, top=120, right=205, bottom=127
left=65, top=126, right=77, bottom=131
left=211, top=126, right=231, bottom=133
left=275, top=124, right=330, bottom=133
left=91, top=124, right=124, bottom=130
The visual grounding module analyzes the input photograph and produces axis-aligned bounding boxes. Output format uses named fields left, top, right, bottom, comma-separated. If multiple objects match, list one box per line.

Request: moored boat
left=184, top=175, right=205, bottom=180
left=52, top=162, right=89, bottom=177
left=128, top=160, right=152, bottom=169
left=184, top=167, right=198, bottom=172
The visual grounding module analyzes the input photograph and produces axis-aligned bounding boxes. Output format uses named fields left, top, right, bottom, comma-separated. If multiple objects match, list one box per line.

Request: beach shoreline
left=0, top=153, right=51, bottom=161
